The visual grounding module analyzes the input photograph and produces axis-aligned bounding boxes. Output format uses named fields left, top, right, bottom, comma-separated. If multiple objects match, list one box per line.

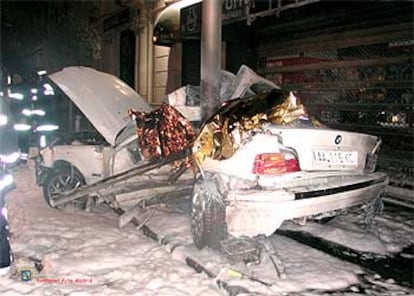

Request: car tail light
left=252, top=151, right=300, bottom=175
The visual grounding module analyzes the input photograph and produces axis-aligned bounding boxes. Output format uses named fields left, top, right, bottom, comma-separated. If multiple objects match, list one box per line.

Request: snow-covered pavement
left=1, top=166, right=220, bottom=296
left=0, top=165, right=412, bottom=295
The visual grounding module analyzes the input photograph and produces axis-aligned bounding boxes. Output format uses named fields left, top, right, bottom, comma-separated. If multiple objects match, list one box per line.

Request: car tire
left=191, top=174, right=227, bottom=249
left=43, top=167, right=86, bottom=209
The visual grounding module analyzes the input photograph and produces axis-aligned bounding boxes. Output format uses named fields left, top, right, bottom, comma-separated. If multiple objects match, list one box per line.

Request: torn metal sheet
left=163, top=65, right=276, bottom=122
left=163, top=70, right=236, bottom=122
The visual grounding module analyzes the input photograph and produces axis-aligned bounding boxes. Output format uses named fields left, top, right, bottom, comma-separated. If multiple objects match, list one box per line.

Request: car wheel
left=191, top=174, right=227, bottom=249
left=43, top=167, right=86, bottom=209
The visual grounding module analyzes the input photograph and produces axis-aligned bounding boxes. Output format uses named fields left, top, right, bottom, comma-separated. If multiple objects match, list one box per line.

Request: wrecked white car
left=35, top=66, right=388, bottom=252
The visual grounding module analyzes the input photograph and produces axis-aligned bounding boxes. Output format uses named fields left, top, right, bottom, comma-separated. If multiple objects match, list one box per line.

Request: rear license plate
left=313, top=150, right=358, bottom=166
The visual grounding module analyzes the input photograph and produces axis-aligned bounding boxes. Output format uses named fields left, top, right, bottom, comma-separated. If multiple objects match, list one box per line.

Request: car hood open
left=49, top=67, right=152, bottom=146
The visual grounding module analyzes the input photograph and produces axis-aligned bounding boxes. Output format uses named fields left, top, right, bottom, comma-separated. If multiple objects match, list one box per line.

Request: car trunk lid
left=265, top=126, right=380, bottom=172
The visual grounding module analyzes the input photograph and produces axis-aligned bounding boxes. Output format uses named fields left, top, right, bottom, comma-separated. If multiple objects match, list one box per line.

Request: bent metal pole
left=200, top=0, right=222, bottom=122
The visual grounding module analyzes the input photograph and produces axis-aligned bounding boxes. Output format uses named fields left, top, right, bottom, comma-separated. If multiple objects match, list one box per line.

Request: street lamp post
left=200, top=0, right=222, bottom=122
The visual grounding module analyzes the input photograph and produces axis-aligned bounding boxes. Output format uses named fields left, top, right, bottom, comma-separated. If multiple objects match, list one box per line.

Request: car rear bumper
left=225, top=172, right=388, bottom=237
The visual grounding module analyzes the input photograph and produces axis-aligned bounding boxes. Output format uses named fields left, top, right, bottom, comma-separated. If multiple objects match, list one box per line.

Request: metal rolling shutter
left=254, top=1, right=414, bottom=204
